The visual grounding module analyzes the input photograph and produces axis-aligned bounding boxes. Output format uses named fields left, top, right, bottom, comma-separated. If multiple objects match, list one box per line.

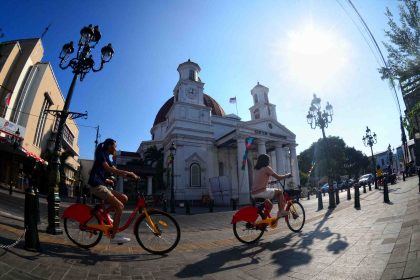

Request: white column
left=290, top=145, right=300, bottom=186
left=275, top=143, right=285, bottom=174
left=147, top=176, right=153, bottom=195
left=237, top=138, right=250, bottom=205
left=256, top=139, right=266, bottom=155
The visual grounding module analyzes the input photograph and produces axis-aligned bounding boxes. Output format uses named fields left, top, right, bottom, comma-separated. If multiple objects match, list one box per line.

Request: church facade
left=138, top=60, right=300, bottom=205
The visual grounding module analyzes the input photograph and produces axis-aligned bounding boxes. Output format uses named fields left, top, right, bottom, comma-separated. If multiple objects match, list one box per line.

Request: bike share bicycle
left=62, top=179, right=181, bottom=254
left=231, top=179, right=305, bottom=244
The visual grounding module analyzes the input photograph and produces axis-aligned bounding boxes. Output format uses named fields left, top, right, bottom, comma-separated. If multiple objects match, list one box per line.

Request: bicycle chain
left=0, top=227, right=26, bottom=249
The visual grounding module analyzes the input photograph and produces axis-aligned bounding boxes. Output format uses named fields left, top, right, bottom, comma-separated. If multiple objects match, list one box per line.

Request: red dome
left=153, top=94, right=225, bottom=126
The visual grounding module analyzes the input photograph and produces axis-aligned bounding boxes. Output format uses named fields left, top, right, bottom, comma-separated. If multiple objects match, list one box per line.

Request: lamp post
left=45, top=25, right=114, bottom=235
left=362, top=126, right=378, bottom=189
left=169, top=142, right=176, bottom=213
left=10, top=129, right=22, bottom=195
left=306, top=94, right=335, bottom=209
left=387, top=144, right=394, bottom=170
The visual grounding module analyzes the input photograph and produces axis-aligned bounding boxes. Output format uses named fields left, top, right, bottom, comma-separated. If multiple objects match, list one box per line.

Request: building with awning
left=0, top=38, right=80, bottom=194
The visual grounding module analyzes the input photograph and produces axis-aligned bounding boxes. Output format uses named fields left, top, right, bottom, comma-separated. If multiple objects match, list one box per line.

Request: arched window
left=264, top=92, right=268, bottom=102
left=190, top=163, right=201, bottom=187
left=254, top=95, right=258, bottom=104
left=254, top=109, right=260, bottom=119
left=189, top=70, right=195, bottom=81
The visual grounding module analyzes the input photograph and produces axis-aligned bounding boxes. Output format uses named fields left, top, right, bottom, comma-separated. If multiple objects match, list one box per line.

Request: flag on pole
left=229, top=97, right=237, bottom=104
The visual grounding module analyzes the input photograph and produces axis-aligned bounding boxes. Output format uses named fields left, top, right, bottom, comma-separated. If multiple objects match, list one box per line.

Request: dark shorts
left=90, top=185, right=113, bottom=200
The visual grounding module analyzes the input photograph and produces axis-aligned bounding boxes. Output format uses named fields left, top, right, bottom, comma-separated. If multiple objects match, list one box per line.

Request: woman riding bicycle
left=251, top=154, right=292, bottom=220
left=88, top=138, right=139, bottom=244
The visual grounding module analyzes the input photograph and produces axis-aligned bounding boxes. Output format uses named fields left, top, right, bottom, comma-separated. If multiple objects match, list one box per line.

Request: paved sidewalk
left=0, top=177, right=419, bottom=279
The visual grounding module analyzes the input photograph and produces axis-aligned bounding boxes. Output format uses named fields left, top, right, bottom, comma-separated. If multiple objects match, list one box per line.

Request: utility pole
left=94, top=125, right=100, bottom=151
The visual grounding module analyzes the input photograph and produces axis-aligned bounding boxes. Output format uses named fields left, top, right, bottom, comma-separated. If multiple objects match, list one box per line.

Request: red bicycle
left=231, top=180, right=305, bottom=244
left=62, top=192, right=181, bottom=254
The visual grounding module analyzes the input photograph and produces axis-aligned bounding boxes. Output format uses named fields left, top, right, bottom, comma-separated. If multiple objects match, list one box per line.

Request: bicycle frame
left=63, top=195, right=160, bottom=236
left=230, top=180, right=294, bottom=226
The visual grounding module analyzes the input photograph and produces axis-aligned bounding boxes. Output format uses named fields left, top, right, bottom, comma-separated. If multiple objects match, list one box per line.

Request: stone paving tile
left=0, top=268, right=45, bottom=280
left=0, top=263, right=12, bottom=277
left=403, top=258, right=420, bottom=278
left=381, top=267, right=404, bottom=280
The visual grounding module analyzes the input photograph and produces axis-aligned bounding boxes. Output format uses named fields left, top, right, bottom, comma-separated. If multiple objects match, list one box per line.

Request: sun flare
left=284, top=24, right=348, bottom=90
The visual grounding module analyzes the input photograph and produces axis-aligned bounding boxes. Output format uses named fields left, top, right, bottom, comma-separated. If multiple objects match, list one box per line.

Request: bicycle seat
left=251, top=198, right=266, bottom=211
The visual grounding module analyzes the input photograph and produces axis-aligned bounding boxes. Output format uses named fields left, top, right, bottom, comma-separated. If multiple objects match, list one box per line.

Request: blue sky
left=1, top=0, right=403, bottom=160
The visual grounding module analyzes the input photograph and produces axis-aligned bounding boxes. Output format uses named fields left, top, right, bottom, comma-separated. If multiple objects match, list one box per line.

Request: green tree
left=143, top=146, right=165, bottom=190
left=298, top=137, right=370, bottom=183
left=379, top=0, right=419, bottom=80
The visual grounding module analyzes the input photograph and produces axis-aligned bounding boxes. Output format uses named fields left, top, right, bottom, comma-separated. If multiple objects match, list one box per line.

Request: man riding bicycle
left=251, top=154, right=292, bottom=221
left=88, top=138, right=139, bottom=244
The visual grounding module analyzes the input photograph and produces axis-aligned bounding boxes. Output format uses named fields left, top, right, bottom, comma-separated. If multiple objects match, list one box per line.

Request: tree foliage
left=379, top=0, right=420, bottom=80
left=298, top=136, right=370, bottom=185
left=143, top=145, right=166, bottom=190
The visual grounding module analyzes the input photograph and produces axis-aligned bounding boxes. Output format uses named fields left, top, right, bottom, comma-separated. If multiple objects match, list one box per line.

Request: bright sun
left=284, top=24, right=348, bottom=90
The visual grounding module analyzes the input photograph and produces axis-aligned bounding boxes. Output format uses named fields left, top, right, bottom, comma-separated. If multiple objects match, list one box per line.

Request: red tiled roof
left=153, top=94, right=225, bottom=126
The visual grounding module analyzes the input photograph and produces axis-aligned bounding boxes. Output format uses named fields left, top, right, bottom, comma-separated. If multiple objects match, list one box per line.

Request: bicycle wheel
left=285, top=201, right=305, bottom=233
left=233, top=213, right=265, bottom=244
left=64, top=214, right=103, bottom=249
left=134, top=210, right=180, bottom=255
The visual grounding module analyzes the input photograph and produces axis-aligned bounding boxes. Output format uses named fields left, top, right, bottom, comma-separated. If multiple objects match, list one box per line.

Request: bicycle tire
left=64, top=214, right=103, bottom=249
left=285, top=201, right=305, bottom=233
left=233, top=212, right=265, bottom=244
left=134, top=210, right=180, bottom=255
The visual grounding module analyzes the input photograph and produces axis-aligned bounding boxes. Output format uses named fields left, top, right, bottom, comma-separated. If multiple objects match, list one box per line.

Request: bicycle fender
left=231, top=206, right=258, bottom=224
left=63, top=203, right=93, bottom=224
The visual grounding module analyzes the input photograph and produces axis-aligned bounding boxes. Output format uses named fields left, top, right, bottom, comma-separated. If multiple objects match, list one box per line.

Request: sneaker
left=277, top=210, right=289, bottom=218
left=110, top=235, right=131, bottom=245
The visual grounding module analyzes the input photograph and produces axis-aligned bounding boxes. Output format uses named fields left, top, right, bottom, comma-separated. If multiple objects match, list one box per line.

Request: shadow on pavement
left=175, top=244, right=268, bottom=278
left=3, top=240, right=166, bottom=265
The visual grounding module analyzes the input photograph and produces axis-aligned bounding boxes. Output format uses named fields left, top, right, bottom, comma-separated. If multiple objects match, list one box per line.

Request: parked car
left=320, top=182, right=338, bottom=193
left=358, top=174, right=374, bottom=186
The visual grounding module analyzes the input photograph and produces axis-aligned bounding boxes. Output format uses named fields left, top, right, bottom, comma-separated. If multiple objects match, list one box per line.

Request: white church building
left=138, top=60, right=300, bottom=206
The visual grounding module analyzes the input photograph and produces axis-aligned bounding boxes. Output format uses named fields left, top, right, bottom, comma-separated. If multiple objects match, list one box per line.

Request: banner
left=0, top=117, right=25, bottom=138
left=241, top=137, right=254, bottom=170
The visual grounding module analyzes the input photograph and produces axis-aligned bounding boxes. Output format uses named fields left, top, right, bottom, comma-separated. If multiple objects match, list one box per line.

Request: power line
left=335, top=0, right=383, bottom=67
left=345, top=0, right=403, bottom=116
left=0, top=104, right=98, bottom=130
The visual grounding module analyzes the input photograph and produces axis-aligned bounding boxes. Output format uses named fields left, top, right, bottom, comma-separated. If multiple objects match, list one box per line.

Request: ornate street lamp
left=169, top=142, right=176, bottom=213
left=362, top=126, right=378, bottom=189
left=307, top=94, right=336, bottom=209
left=45, top=25, right=114, bottom=235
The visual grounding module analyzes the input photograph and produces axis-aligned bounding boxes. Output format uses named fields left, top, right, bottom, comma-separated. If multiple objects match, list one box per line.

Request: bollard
left=34, top=187, right=40, bottom=224
left=185, top=200, right=191, bottom=215
left=335, top=189, right=340, bottom=205
left=9, top=184, right=13, bottom=195
left=368, top=183, right=372, bottom=191
left=82, top=194, right=86, bottom=204
left=363, top=185, right=367, bottom=193
left=403, top=170, right=406, bottom=181
left=347, top=186, right=351, bottom=200
left=162, top=198, right=168, bottom=212
left=209, top=199, right=214, bottom=212
left=231, top=198, right=237, bottom=210
left=383, top=176, right=390, bottom=203
left=354, top=184, right=360, bottom=209
left=307, top=192, right=310, bottom=200
left=317, top=190, right=323, bottom=210
left=328, top=188, right=336, bottom=209
left=24, top=186, right=40, bottom=251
